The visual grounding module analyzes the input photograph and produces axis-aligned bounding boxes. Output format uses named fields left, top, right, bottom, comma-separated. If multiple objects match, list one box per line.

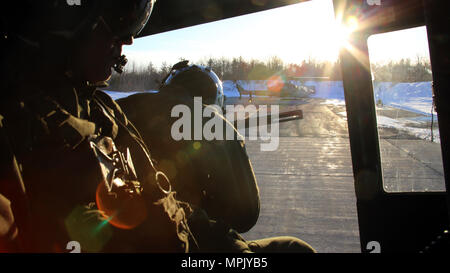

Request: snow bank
left=303, top=81, right=345, bottom=100
left=223, top=81, right=242, bottom=97
left=376, top=115, right=439, bottom=143
left=373, top=82, right=434, bottom=117
left=102, top=90, right=158, bottom=100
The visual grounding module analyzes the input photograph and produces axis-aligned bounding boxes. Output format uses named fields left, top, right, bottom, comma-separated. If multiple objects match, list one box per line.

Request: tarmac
left=225, top=96, right=446, bottom=253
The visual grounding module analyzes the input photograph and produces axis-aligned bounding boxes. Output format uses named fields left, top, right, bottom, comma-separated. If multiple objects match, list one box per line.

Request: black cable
left=431, top=102, right=434, bottom=142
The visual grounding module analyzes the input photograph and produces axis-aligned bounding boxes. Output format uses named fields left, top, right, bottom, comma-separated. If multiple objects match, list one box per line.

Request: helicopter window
left=368, top=26, right=446, bottom=193
left=108, top=0, right=362, bottom=253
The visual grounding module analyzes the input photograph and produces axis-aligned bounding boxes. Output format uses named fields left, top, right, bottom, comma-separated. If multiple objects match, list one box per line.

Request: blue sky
left=124, top=0, right=430, bottom=70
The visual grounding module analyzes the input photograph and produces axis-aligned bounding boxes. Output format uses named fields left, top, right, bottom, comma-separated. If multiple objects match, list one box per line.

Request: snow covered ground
left=104, top=80, right=439, bottom=142
left=103, top=90, right=158, bottom=101
left=224, top=80, right=439, bottom=142
left=373, top=81, right=438, bottom=142
left=373, top=82, right=435, bottom=115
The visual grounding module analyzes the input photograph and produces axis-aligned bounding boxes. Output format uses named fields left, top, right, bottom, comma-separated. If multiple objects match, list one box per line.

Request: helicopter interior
left=124, top=0, right=450, bottom=253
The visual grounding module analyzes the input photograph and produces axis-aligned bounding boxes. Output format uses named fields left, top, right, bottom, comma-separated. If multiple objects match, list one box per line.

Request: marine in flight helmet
left=2, top=0, right=157, bottom=73
left=162, top=60, right=225, bottom=108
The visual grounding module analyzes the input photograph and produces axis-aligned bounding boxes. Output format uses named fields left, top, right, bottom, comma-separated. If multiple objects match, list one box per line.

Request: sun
left=332, top=16, right=359, bottom=49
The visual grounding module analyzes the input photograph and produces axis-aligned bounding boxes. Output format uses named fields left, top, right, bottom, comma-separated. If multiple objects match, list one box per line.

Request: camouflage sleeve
left=198, top=112, right=260, bottom=233
left=0, top=193, right=18, bottom=251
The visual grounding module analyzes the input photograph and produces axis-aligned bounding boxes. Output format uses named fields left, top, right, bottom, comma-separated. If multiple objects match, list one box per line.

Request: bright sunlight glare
left=330, top=16, right=359, bottom=50
left=124, top=0, right=421, bottom=70
left=125, top=0, right=352, bottom=69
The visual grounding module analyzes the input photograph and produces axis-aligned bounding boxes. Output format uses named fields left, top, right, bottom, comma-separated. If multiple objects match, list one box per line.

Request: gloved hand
left=187, top=207, right=252, bottom=253
left=0, top=193, right=18, bottom=251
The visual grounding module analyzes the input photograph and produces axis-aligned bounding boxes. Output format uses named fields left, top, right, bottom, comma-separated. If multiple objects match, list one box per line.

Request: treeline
left=106, top=56, right=432, bottom=91
left=371, top=57, right=432, bottom=82
left=107, top=61, right=172, bottom=92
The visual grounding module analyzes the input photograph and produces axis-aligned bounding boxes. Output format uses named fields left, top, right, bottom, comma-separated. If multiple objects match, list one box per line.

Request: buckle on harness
left=89, top=136, right=141, bottom=196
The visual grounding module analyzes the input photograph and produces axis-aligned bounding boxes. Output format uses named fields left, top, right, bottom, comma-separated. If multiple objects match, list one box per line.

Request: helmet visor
left=101, top=0, right=155, bottom=39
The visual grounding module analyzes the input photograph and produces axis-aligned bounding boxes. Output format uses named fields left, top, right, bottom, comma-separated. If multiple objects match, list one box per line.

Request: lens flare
left=267, top=75, right=284, bottom=92
left=64, top=205, right=113, bottom=252
left=95, top=181, right=147, bottom=230
left=332, top=11, right=370, bottom=71
left=332, top=12, right=360, bottom=50
left=346, top=16, right=359, bottom=32
left=193, top=141, right=202, bottom=150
